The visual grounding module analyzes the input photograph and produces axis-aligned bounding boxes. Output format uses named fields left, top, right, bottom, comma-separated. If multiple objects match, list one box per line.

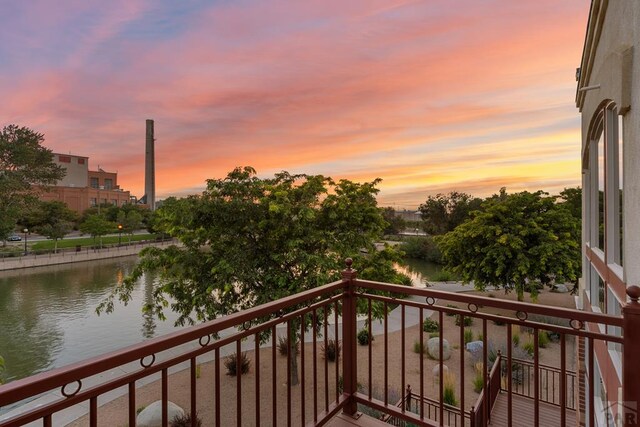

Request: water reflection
left=396, top=258, right=444, bottom=287
left=0, top=257, right=182, bottom=383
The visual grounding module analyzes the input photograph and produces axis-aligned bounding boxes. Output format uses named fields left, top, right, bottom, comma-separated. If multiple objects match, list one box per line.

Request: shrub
left=429, top=332, right=439, bottom=338
left=322, top=339, right=341, bottom=362
left=171, top=413, right=203, bottom=427
left=455, top=315, right=473, bottom=327
left=463, top=329, right=473, bottom=345
left=357, top=328, right=373, bottom=346
left=423, top=318, right=439, bottom=333
left=224, top=352, right=250, bottom=376
left=523, top=338, right=535, bottom=357
left=445, top=305, right=457, bottom=317
left=476, top=332, right=483, bottom=342
left=443, top=373, right=458, bottom=406
left=277, top=336, right=299, bottom=357
left=399, top=236, right=442, bottom=262
left=432, top=269, right=455, bottom=282
left=413, top=340, right=426, bottom=354
left=512, top=325, right=521, bottom=347
left=473, top=363, right=484, bottom=393
left=538, top=330, right=550, bottom=348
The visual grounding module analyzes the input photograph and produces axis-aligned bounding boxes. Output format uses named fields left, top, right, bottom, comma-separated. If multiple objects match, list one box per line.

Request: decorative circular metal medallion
left=62, top=380, right=82, bottom=398
left=199, top=335, right=211, bottom=347
left=569, top=319, right=584, bottom=330
left=242, top=321, right=251, bottom=331
left=425, top=297, right=435, bottom=306
left=468, top=303, right=479, bottom=313
left=140, top=354, right=156, bottom=368
left=516, top=311, right=528, bottom=321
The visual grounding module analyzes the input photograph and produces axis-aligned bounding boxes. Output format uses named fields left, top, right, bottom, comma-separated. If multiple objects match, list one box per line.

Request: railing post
left=341, top=258, right=359, bottom=417
left=622, top=285, right=640, bottom=426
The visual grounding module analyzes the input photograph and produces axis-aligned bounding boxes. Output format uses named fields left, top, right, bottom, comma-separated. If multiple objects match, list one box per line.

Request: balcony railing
left=0, top=259, right=639, bottom=426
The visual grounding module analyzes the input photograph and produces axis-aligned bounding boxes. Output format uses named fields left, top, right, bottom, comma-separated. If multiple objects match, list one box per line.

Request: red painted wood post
left=342, top=258, right=358, bottom=416
left=622, top=285, right=640, bottom=427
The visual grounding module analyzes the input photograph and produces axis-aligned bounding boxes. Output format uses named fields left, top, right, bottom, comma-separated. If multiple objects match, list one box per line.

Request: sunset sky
left=0, top=0, right=589, bottom=208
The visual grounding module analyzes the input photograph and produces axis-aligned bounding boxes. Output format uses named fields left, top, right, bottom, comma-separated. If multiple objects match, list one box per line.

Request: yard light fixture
left=23, top=228, right=28, bottom=254
left=118, top=224, right=123, bottom=246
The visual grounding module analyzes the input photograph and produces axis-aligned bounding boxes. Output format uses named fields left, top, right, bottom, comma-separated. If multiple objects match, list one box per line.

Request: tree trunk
left=54, top=239, right=58, bottom=254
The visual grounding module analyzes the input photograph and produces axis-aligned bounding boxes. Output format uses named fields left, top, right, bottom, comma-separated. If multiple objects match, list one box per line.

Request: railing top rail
left=354, top=279, right=624, bottom=327
left=0, top=279, right=345, bottom=406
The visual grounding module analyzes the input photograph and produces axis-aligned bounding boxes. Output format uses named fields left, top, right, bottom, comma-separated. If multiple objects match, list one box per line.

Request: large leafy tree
left=418, top=191, right=483, bottom=235
left=381, top=207, right=407, bottom=235
left=436, top=189, right=580, bottom=301
left=80, top=214, right=114, bottom=248
left=100, top=167, right=408, bottom=383
left=0, top=125, right=65, bottom=244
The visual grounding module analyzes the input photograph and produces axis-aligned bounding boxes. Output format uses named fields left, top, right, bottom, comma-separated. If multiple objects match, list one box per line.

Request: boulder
left=552, top=284, right=570, bottom=293
left=432, top=364, right=449, bottom=380
left=137, top=400, right=184, bottom=427
left=426, top=337, right=451, bottom=360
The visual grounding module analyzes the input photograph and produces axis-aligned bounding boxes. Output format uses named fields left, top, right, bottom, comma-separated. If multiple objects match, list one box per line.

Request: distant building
left=39, top=153, right=131, bottom=213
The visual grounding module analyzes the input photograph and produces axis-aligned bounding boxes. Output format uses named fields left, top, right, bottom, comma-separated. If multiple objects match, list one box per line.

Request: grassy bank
left=31, top=233, right=160, bottom=251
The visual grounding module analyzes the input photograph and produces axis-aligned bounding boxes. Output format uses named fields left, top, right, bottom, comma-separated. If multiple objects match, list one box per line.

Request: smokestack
left=145, top=119, right=156, bottom=210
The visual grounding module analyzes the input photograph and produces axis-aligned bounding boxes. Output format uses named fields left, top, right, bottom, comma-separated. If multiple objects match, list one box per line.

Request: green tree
left=99, top=167, right=408, bottom=385
left=28, top=201, right=78, bottom=252
left=418, top=191, right=483, bottom=235
left=80, top=214, right=114, bottom=248
left=123, top=210, right=143, bottom=242
left=436, top=189, right=580, bottom=301
left=381, top=207, right=406, bottom=235
left=0, top=125, right=65, bottom=244
left=0, top=354, right=5, bottom=384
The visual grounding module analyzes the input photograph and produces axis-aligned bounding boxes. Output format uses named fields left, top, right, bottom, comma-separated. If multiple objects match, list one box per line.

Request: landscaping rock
left=465, top=340, right=483, bottom=361
left=426, top=337, right=451, bottom=360
left=137, top=400, right=184, bottom=427
left=552, top=284, right=570, bottom=293
left=432, top=364, right=449, bottom=380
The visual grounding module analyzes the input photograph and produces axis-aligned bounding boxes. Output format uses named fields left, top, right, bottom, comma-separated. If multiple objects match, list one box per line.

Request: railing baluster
left=272, top=325, right=277, bottom=427
left=482, top=318, right=488, bottom=427
left=384, top=301, right=389, bottom=406
left=439, top=310, right=444, bottom=426
left=255, top=332, right=260, bottom=427
left=90, top=396, right=97, bottom=427
left=588, top=336, right=594, bottom=427
left=237, top=340, right=242, bottom=427
left=313, top=308, right=318, bottom=422
left=43, top=415, right=52, bottom=427
left=300, top=314, right=305, bottom=425
left=190, top=357, right=196, bottom=427
left=401, top=304, right=405, bottom=413
left=534, top=328, right=539, bottom=427
left=128, top=381, right=136, bottom=427
left=420, top=307, right=425, bottom=421
left=368, top=297, right=372, bottom=401
left=162, top=368, right=168, bottom=427
left=334, top=300, right=339, bottom=403
left=324, top=305, right=329, bottom=412
left=287, top=320, right=292, bottom=427
left=507, top=323, right=512, bottom=427
left=560, top=333, right=566, bottom=427
left=215, top=347, right=221, bottom=427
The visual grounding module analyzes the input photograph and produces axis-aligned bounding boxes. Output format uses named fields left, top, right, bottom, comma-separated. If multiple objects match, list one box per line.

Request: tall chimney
left=145, top=119, right=156, bottom=210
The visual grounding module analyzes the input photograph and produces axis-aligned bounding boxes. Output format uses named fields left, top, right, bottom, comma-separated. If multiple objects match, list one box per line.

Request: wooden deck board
left=327, top=412, right=390, bottom=427
left=489, top=393, right=576, bottom=426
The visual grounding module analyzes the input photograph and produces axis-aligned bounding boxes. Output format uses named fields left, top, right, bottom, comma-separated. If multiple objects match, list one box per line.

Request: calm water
left=396, top=258, right=444, bottom=287
left=0, top=257, right=441, bottom=385
left=0, top=257, right=183, bottom=384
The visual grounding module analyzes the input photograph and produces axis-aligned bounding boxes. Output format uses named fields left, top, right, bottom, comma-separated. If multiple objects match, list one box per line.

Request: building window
left=58, top=155, right=71, bottom=163
left=90, top=177, right=99, bottom=189
left=90, top=198, right=97, bottom=207
left=78, top=158, right=85, bottom=165
left=104, top=178, right=113, bottom=190
left=111, top=199, right=117, bottom=206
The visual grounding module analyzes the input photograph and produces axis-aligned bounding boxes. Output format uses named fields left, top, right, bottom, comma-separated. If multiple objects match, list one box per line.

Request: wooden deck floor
left=489, top=393, right=576, bottom=426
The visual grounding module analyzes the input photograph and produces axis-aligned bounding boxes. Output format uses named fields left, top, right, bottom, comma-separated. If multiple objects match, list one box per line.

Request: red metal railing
left=1, top=260, right=638, bottom=427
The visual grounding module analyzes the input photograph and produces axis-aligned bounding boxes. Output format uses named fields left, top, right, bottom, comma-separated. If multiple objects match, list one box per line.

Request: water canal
left=0, top=256, right=441, bottom=385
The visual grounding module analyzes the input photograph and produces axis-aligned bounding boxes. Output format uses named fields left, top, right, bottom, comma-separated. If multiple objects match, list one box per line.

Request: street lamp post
left=23, top=228, right=28, bottom=255
left=118, top=224, right=123, bottom=246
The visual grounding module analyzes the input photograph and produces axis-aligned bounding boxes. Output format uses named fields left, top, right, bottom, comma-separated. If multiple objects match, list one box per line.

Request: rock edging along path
left=0, top=239, right=176, bottom=271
